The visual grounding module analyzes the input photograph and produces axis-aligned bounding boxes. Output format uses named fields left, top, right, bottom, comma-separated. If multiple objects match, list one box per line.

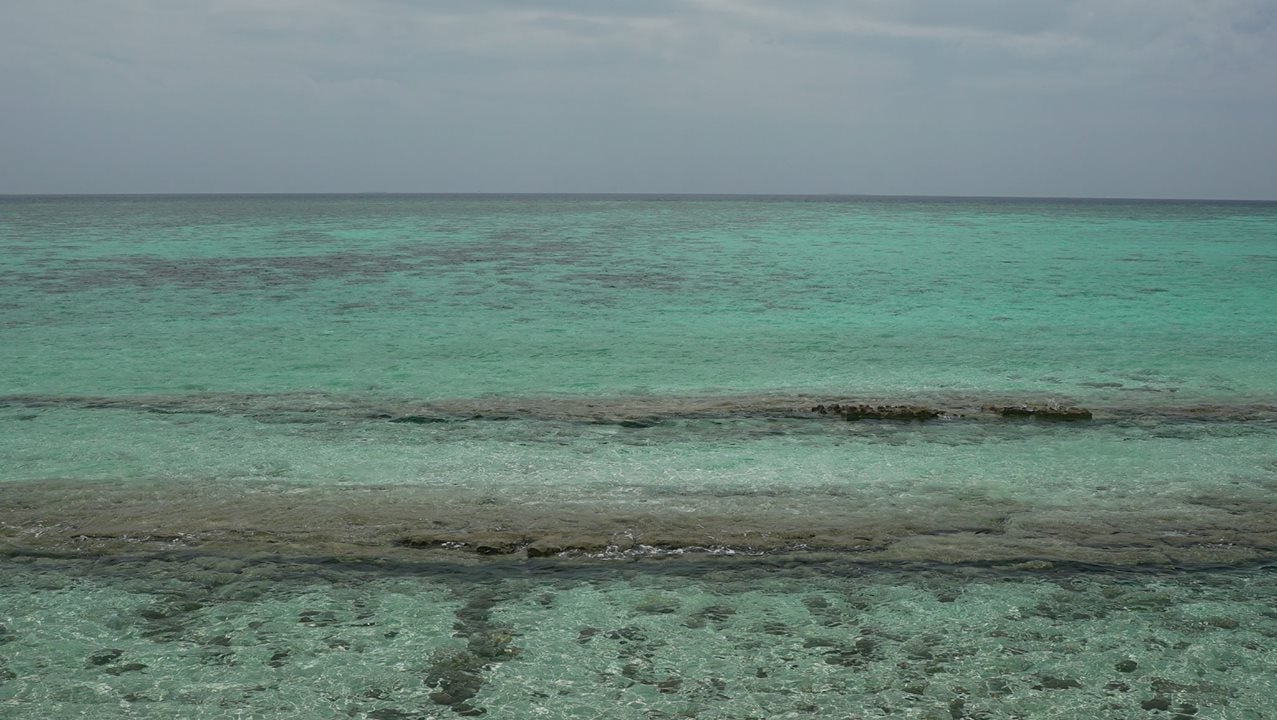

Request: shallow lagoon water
left=2, top=195, right=1276, bottom=718
left=4, top=555, right=1276, bottom=719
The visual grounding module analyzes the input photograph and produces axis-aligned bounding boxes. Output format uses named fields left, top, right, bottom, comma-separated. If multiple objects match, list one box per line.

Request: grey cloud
left=0, top=0, right=1273, bottom=197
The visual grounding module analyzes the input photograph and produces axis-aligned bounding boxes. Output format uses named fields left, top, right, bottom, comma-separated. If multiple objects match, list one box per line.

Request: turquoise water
left=2, top=195, right=1276, bottom=718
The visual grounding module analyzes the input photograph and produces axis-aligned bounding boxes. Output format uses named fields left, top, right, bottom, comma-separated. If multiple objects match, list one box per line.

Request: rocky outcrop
left=811, top=403, right=941, bottom=421
left=986, top=405, right=1092, bottom=421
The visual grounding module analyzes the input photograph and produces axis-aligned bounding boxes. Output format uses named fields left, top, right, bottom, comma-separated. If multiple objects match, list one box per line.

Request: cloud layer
left=3, top=1, right=1275, bottom=197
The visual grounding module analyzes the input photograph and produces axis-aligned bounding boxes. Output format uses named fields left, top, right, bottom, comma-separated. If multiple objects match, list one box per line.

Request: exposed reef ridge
left=811, top=404, right=941, bottom=421
left=985, top=404, right=1094, bottom=421
left=3, top=391, right=1274, bottom=424
left=809, top=402, right=1093, bottom=422
left=807, top=403, right=1098, bottom=423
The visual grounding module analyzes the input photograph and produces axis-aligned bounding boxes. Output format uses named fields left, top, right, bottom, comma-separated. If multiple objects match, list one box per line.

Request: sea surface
left=2, top=194, right=1276, bottom=718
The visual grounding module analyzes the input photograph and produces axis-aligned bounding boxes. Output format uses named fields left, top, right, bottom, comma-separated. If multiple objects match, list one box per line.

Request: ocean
left=2, top=194, right=1275, bottom=718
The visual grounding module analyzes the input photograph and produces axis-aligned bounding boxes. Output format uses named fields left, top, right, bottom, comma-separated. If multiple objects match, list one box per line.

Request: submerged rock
left=1035, top=675, right=1082, bottom=690
left=604, top=626, right=646, bottom=642
left=424, top=649, right=485, bottom=707
left=634, top=594, right=681, bottom=614
left=87, top=649, right=124, bottom=666
left=657, top=676, right=682, bottom=694
left=692, top=605, right=736, bottom=624
left=468, top=630, right=518, bottom=661
left=268, top=650, right=289, bottom=668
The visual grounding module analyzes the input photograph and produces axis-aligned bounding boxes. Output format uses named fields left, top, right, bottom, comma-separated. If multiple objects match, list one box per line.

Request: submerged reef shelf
left=4, top=548, right=1275, bottom=720
left=4, top=390, right=1275, bottom=568
left=3, top=479, right=1274, bottom=568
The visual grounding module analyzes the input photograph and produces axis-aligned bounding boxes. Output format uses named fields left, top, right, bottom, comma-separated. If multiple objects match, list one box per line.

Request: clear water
left=2, top=195, right=1276, bottom=718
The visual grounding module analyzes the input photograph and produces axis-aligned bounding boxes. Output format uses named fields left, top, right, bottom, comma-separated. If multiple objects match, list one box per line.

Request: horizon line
left=2, top=191, right=1275, bottom=203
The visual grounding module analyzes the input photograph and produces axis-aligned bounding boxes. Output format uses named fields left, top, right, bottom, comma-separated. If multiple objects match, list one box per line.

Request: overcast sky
left=2, top=1, right=1275, bottom=198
